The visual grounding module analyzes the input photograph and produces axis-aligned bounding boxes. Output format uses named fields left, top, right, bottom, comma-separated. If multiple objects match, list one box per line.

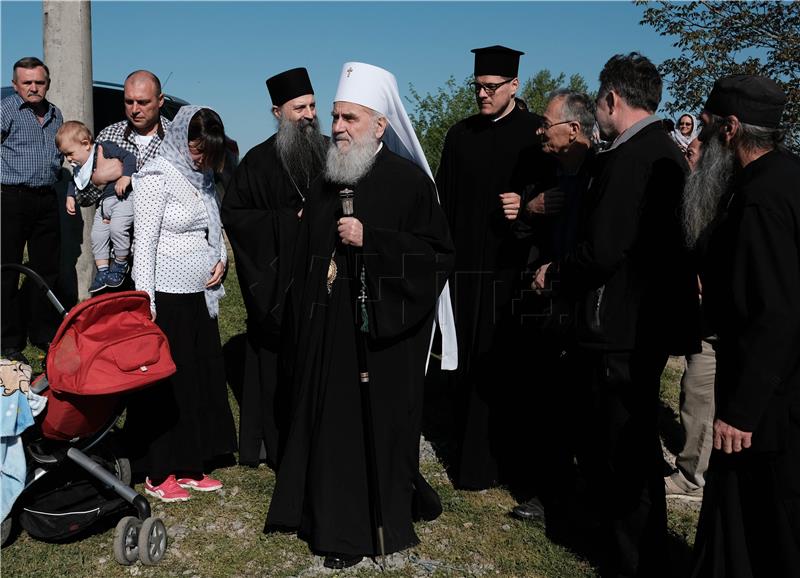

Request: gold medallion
left=326, top=257, right=338, bottom=294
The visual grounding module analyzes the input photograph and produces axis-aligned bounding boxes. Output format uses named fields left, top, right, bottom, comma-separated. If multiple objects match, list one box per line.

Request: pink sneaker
left=176, top=474, right=223, bottom=492
left=144, top=475, right=190, bottom=502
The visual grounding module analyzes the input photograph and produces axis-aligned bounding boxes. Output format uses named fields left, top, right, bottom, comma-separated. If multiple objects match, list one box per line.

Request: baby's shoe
left=89, top=269, right=108, bottom=293
left=105, top=260, right=129, bottom=288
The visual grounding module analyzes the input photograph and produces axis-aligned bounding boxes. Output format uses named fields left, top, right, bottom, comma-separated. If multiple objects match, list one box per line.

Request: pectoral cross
left=346, top=67, right=354, bottom=78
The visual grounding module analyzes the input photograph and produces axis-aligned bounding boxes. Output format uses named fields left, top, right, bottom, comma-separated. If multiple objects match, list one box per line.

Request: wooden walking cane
left=339, top=188, right=387, bottom=570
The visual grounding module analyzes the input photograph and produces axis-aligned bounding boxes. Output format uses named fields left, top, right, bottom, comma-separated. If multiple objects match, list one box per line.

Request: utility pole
left=43, top=0, right=94, bottom=302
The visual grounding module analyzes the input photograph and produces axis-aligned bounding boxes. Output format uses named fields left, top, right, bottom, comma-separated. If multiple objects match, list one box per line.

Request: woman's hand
left=206, top=260, right=225, bottom=287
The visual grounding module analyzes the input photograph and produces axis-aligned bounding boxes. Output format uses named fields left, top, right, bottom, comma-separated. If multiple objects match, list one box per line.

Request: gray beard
left=682, top=133, right=735, bottom=248
left=324, top=136, right=378, bottom=185
left=274, top=116, right=327, bottom=188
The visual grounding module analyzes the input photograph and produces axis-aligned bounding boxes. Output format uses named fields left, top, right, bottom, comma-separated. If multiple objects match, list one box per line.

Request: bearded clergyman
left=265, top=62, right=456, bottom=570
left=689, top=75, right=800, bottom=578
left=221, top=67, right=327, bottom=469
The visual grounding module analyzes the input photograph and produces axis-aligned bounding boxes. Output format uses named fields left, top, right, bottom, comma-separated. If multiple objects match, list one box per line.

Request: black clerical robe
left=265, top=146, right=454, bottom=557
left=221, top=135, right=313, bottom=467
left=693, top=150, right=800, bottom=578
left=435, top=105, right=555, bottom=490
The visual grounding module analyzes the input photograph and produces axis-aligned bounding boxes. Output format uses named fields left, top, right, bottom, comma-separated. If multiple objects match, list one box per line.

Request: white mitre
left=334, top=61, right=458, bottom=371
left=334, top=62, right=433, bottom=180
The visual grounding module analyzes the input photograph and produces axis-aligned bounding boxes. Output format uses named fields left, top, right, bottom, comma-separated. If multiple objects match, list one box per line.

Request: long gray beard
left=682, top=133, right=735, bottom=248
left=275, top=116, right=327, bottom=188
left=324, top=136, right=378, bottom=185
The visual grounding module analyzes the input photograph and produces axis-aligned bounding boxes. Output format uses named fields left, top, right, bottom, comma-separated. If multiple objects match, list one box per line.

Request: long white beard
left=324, top=135, right=378, bottom=185
left=682, top=133, right=735, bottom=248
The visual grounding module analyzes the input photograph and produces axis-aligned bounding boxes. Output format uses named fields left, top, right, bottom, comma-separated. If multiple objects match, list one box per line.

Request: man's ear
left=374, top=115, right=387, bottom=140
left=722, top=115, right=740, bottom=145
left=272, top=105, right=281, bottom=120
left=605, top=90, right=616, bottom=114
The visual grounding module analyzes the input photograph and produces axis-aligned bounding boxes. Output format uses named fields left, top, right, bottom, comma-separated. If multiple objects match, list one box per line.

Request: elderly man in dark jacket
left=536, top=53, right=700, bottom=577
left=690, top=75, right=800, bottom=578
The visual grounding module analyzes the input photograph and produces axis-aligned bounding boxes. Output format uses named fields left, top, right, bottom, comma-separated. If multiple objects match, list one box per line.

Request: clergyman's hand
left=713, top=418, right=752, bottom=453
left=499, top=192, right=521, bottom=221
left=533, top=262, right=551, bottom=291
left=338, top=217, right=363, bottom=247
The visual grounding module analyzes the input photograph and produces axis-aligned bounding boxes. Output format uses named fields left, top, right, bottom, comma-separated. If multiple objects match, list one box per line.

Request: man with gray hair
left=691, top=74, right=800, bottom=578
left=265, top=63, right=455, bottom=569
left=221, top=67, right=326, bottom=469
left=510, top=90, right=596, bottom=532
left=1, top=56, right=63, bottom=363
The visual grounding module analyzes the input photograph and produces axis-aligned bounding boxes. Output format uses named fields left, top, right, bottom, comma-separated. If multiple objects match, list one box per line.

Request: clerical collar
left=492, top=101, right=517, bottom=123
left=373, top=142, right=383, bottom=156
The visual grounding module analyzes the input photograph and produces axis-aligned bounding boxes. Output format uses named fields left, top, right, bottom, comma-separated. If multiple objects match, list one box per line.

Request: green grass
left=2, top=263, right=698, bottom=577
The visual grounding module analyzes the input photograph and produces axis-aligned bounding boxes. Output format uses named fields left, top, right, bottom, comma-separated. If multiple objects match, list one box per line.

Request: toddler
left=56, top=121, right=136, bottom=293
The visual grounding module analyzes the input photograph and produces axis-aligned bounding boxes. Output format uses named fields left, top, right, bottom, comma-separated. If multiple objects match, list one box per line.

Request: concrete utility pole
left=43, top=0, right=94, bottom=302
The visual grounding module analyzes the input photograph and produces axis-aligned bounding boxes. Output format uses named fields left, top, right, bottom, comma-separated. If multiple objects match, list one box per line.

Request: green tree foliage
left=519, top=70, right=590, bottom=116
left=408, top=70, right=590, bottom=174
left=637, top=1, right=800, bottom=149
left=407, top=76, right=475, bottom=176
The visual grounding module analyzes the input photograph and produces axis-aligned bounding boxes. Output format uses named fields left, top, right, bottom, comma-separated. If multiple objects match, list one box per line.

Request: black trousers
left=124, top=292, right=237, bottom=482
left=1, top=186, right=61, bottom=350
left=576, top=347, right=669, bottom=578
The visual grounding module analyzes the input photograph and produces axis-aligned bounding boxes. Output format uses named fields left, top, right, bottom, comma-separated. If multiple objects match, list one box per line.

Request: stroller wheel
left=113, top=515, right=140, bottom=565
left=138, top=517, right=167, bottom=565
left=1, top=516, right=12, bottom=547
left=91, top=439, right=132, bottom=487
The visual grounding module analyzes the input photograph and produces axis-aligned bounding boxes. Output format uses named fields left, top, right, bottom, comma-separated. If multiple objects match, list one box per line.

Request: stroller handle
left=1, top=263, right=67, bottom=318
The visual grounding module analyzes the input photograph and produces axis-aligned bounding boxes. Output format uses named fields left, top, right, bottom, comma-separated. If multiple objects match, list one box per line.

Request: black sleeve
left=721, top=202, right=800, bottom=431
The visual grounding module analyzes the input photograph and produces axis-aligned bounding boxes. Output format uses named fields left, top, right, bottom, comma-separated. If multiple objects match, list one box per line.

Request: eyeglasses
left=471, top=78, right=514, bottom=95
left=678, top=122, right=693, bottom=127
left=540, top=119, right=576, bottom=131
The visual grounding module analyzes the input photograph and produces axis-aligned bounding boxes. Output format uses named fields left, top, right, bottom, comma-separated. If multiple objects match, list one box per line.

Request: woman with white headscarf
left=127, top=105, right=236, bottom=503
left=671, top=113, right=701, bottom=153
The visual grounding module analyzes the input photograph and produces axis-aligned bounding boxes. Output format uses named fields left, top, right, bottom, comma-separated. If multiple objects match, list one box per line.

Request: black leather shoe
left=511, top=496, right=546, bottom=522
left=323, top=554, right=362, bottom=569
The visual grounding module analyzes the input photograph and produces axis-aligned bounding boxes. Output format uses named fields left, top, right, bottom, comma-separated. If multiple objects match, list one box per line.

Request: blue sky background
left=2, top=1, right=685, bottom=156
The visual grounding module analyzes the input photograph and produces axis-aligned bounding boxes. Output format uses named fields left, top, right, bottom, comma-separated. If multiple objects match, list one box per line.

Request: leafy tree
left=408, top=70, right=589, bottom=174
left=519, top=70, right=590, bottom=116
left=637, top=1, right=800, bottom=150
left=407, top=76, right=474, bottom=176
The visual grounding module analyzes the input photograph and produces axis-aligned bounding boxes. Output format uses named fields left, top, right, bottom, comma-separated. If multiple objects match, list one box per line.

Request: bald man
left=96, top=70, right=170, bottom=170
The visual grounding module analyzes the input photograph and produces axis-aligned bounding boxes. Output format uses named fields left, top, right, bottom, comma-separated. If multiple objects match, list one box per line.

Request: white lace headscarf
left=158, top=105, right=226, bottom=318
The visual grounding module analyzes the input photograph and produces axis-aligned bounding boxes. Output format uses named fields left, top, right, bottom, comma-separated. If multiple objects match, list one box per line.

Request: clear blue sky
left=2, top=1, right=684, bottom=156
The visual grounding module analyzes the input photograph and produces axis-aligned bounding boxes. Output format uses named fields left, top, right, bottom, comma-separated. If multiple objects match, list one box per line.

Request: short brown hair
left=55, top=120, right=93, bottom=149
left=13, top=56, right=50, bottom=83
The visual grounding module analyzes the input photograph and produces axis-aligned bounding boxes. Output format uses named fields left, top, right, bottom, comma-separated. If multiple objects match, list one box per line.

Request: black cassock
left=221, top=135, right=312, bottom=467
left=265, top=146, right=455, bottom=557
left=435, top=105, right=555, bottom=489
left=693, top=150, right=800, bottom=578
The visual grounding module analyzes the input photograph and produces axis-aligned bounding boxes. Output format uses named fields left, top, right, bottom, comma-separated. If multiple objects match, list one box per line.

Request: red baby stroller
left=1, top=264, right=176, bottom=565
